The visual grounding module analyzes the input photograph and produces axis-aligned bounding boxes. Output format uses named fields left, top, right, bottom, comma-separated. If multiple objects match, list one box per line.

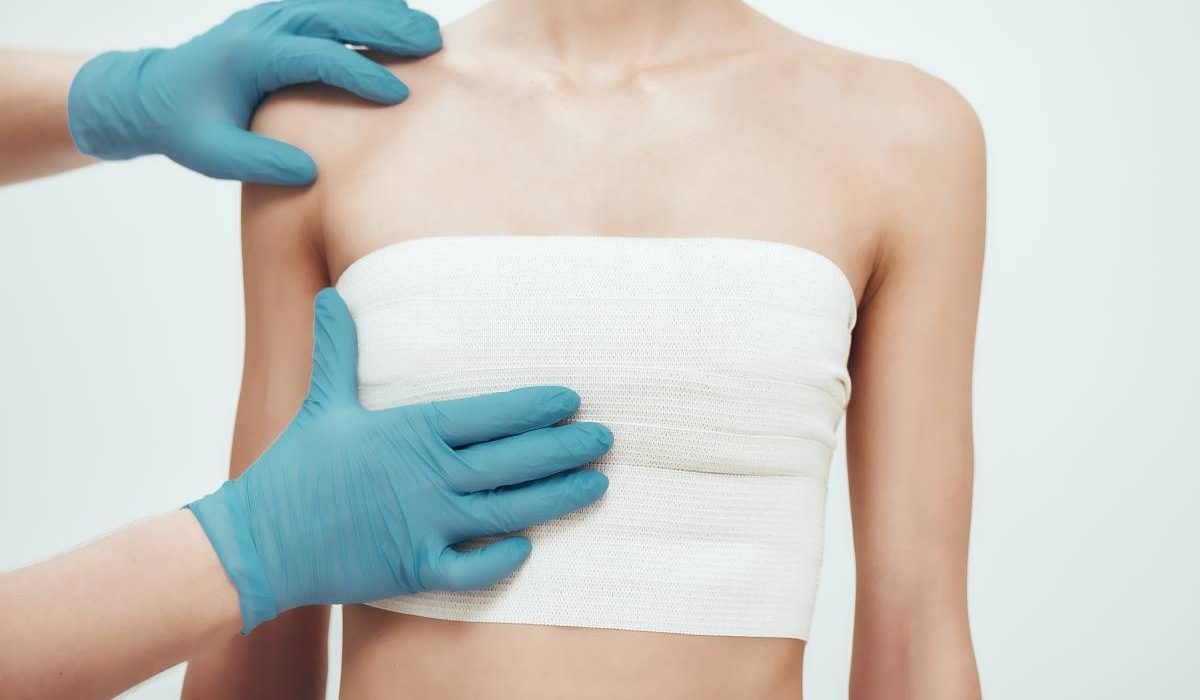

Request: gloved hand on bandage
left=188, top=288, right=612, bottom=634
left=67, top=0, right=442, bottom=185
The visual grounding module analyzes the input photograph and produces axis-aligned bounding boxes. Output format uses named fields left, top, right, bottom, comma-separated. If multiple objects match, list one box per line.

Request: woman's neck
left=469, top=0, right=757, bottom=84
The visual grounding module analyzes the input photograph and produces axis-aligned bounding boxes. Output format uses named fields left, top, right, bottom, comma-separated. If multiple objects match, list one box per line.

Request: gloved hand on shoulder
left=68, top=0, right=442, bottom=185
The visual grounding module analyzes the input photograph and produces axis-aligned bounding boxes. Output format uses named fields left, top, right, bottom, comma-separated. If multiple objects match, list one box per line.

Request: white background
left=2, top=1, right=1198, bottom=698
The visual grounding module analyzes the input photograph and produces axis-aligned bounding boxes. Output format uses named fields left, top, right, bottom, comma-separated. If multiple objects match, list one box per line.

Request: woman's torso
left=332, top=233, right=856, bottom=699
left=288, top=6, right=905, bottom=697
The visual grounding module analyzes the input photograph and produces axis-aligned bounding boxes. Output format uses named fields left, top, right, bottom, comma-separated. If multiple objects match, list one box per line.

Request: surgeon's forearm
left=0, top=49, right=99, bottom=186
left=0, top=509, right=241, bottom=700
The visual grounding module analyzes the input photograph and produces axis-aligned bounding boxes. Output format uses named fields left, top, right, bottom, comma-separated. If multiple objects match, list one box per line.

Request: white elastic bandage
left=336, top=234, right=856, bottom=640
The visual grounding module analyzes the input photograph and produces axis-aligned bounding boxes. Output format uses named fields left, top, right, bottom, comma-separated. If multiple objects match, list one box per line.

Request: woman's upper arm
left=230, top=169, right=329, bottom=474
left=844, top=66, right=987, bottom=698
left=181, top=90, right=333, bottom=700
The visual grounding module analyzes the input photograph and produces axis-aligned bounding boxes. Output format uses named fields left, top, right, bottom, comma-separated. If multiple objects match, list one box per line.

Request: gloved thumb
left=305, top=288, right=361, bottom=411
left=429, top=537, right=534, bottom=592
left=172, top=122, right=318, bottom=186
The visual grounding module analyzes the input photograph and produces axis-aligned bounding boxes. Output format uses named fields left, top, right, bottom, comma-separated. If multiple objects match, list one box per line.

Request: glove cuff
left=67, top=48, right=163, bottom=160
left=187, top=481, right=278, bottom=635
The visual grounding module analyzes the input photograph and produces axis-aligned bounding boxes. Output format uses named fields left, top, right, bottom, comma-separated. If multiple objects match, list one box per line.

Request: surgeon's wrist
left=66, top=47, right=164, bottom=160
left=172, top=508, right=247, bottom=640
left=186, top=480, right=278, bottom=635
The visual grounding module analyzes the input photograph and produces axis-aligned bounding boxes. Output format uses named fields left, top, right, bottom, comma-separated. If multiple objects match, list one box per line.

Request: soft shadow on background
left=1, top=1, right=1196, bottom=697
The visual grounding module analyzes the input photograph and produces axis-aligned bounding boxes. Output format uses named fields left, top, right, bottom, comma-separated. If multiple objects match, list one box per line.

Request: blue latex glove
left=67, top=0, right=442, bottom=185
left=188, top=289, right=613, bottom=634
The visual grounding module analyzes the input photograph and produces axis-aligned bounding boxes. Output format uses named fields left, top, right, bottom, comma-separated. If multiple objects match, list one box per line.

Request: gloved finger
left=288, top=1, right=442, bottom=55
left=259, top=37, right=409, bottom=104
left=172, top=121, right=317, bottom=185
left=448, top=423, right=614, bottom=492
left=425, top=536, right=532, bottom=592
left=459, top=468, right=608, bottom=537
left=415, top=386, right=582, bottom=448
left=306, top=288, right=361, bottom=410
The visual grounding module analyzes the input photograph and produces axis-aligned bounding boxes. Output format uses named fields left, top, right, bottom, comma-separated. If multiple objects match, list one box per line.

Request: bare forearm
left=0, top=49, right=98, bottom=186
left=0, top=509, right=241, bottom=699
left=849, top=598, right=981, bottom=700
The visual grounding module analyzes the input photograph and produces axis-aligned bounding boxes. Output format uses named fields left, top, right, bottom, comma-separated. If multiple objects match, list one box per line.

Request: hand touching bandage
left=188, top=289, right=612, bottom=634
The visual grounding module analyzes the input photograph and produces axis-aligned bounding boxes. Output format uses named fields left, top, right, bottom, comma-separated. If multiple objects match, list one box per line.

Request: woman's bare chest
left=321, top=76, right=876, bottom=286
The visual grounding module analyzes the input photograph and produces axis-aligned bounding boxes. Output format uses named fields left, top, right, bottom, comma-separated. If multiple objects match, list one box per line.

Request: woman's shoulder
left=752, top=21, right=982, bottom=152
left=746, top=23, right=986, bottom=291
left=249, top=48, right=464, bottom=175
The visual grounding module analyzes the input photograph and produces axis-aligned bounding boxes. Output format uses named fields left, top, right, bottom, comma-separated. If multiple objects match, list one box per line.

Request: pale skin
left=0, top=49, right=97, bottom=185
left=0, top=2, right=984, bottom=696
left=183, top=0, right=986, bottom=698
left=0, top=510, right=242, bottom=699
left=0, top=43, right=304, bottom=695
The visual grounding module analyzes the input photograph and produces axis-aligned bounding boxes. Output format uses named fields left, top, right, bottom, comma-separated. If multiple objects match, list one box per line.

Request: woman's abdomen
left=340, top=605, right=805, bottom=700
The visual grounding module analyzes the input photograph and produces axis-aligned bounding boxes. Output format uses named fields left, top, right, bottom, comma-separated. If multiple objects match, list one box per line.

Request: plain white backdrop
left=1, top=1, right=1197, bottom=697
